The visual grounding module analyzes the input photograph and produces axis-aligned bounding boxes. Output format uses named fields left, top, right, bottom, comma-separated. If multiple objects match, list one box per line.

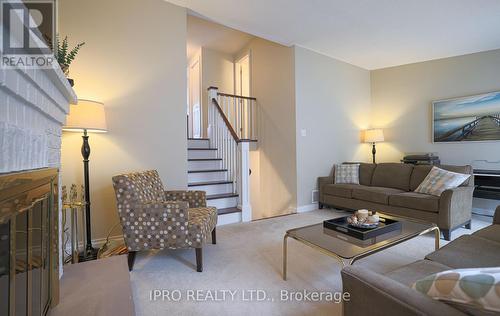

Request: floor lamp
left=364, top=129, right=384, bottom=163
left=63, top=99, right=107, bottom=261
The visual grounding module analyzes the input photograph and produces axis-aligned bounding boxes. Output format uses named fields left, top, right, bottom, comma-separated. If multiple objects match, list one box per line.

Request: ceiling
left=171, top=0, right=500, bottom=70
left=187, top=15, right=254, bottom=61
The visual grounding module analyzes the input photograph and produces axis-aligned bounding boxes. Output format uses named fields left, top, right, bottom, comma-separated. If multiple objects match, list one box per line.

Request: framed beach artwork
left=433, top=91, right=500, bottom=143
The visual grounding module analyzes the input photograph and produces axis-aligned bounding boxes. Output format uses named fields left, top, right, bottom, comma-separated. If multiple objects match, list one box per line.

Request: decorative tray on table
left=323, top=212, right=402, bottom=240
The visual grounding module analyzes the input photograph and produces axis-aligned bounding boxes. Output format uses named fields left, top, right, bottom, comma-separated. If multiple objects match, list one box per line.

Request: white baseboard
left=63, top=235, right=124, bottom=254
left=93, top=235, right=124, bottom=248
left=297, top=203, right=318, bottom=213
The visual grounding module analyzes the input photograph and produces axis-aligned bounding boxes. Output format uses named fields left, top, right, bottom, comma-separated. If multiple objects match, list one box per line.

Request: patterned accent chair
left=112, top=170, right=217, bottom=272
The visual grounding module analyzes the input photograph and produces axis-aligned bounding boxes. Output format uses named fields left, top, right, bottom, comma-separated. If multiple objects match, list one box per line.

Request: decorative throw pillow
left=412, top=267, right=500, bottom=313
left=334, top=164, right=360, bottom=184
left=414, top=166, right=470, bottom=196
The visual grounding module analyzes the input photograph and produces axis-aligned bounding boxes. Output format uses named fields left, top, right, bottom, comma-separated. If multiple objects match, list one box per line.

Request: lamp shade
left=63, top=99, right=108, bottom=133
left=364, top=129, right=384, bottom=143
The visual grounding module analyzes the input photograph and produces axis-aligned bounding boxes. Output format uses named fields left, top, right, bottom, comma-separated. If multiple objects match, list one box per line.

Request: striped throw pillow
left=412, top=267, right=500, bottom=313
left=414, top=166, right=470, bottom=196
left=334, top=164, right=360, bottom=184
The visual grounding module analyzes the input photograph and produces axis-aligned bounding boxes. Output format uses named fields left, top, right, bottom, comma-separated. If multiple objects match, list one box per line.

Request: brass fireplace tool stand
left=62, top=184, right=127, bottom=263
left=62, top=184, right=86, bottom=264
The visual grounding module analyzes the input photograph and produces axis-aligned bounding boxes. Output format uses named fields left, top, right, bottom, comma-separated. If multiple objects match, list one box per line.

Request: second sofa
left=318, top=163, right=474, bottom=240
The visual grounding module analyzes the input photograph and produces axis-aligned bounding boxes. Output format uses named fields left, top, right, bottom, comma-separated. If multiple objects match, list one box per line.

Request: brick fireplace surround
left=0, top=4, right=78, bottom=315
left=0, top=32, right=78, bottom=281
left=0, top=65, right=77, bottom=173
left=0, top=60, right=77, bottom=270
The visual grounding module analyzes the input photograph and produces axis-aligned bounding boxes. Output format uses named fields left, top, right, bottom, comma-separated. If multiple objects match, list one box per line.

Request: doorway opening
left=188, top=56, right=201, bottom=138
left=235, top=52, right=251, bottom=97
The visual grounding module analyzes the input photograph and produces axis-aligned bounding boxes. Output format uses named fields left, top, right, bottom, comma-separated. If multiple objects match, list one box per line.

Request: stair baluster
left=207, top=87, right=257, bottom=222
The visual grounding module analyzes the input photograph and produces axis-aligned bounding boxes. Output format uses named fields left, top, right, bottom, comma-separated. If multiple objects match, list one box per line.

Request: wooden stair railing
left=207, top=87, right=256, bottom=222
left=211, top=88, right=258, bottom=142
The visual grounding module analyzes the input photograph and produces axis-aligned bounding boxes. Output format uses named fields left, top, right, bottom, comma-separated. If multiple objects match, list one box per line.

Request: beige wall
left=294, top=46, right=372, bottom=209
left=371, top=49, right=500, bottom=168
left=59, top=0, right=187, bottom=241
left=200, top=47, right=235, bottom=137
left=242, top=38, right=297, bottom=219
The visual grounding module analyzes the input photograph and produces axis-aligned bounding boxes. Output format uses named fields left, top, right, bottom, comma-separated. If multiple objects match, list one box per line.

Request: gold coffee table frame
left=282, top=215, right=440, bottom=280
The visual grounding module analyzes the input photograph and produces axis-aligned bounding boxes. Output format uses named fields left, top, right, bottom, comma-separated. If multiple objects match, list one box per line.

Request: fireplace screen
left=0, top=168, right=59, bottom=316
left=1, top=221, right=9, bottom=316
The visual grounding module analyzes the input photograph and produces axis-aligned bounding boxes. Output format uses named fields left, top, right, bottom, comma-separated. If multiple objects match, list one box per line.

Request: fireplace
left=0, top=168, right=59, bottom=316
left=0, top=3, right=77, bottom=314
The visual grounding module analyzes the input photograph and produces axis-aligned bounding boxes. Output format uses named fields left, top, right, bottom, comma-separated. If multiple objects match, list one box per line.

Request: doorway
left=235, top=52, right=250, bottom=97
left=188, top=56, right=202, bottom=138
left=234, top=52, right=251, bottom=138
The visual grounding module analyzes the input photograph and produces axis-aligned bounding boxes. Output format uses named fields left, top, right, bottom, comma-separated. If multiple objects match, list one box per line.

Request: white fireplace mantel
left=0, top=62, right=77, bottom=173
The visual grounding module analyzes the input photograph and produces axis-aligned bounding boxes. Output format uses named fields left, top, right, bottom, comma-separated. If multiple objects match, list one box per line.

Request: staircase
left=188, top=138, right=242, bottom=225
left=187, top=87, right=258, bottom=225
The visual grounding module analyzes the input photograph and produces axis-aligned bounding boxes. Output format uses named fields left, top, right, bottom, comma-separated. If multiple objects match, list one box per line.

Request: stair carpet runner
left=187, top=138, right=241, bottom=224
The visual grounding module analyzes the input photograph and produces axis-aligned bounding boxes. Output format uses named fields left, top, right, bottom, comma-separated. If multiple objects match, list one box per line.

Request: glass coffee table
left=282, top=214, right=440, bottom=280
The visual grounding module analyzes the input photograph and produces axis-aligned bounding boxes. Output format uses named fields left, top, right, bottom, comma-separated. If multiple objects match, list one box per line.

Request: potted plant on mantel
left=53, top=35, right=85, bottom=87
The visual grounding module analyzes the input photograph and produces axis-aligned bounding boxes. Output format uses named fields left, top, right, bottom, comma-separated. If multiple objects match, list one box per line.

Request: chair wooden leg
left=212, top=227, right=216, bottom=245
left=128, top=251, right=137, bottom=271
left=195, top=248, right=203, bottom=272
left=442, top=229, right=451, bottom=241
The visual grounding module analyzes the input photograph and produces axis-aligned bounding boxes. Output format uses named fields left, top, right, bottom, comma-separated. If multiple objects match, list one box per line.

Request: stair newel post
left=207, top=87, right=218, bottom=148
left=239, top=141, right=252, bottom=222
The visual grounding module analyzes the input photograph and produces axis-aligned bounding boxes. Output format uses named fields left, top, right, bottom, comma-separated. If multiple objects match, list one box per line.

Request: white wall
left=371, top=49, right=500, bottom=169
left=59, top=0, right=187, bottom=240
left=294, top=46, right=372, bottom=209
left=201, top=47, right=235, bottom=137
left=243, top=38, right=297, bottom=219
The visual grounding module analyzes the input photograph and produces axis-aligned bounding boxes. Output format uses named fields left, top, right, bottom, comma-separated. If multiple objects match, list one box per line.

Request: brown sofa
left=341, top=205, right=500, bottom=316
left=318, top=163, right=474, bottom=241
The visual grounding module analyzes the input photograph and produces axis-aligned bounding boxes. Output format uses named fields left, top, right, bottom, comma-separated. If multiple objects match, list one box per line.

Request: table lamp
left=63, top=99, right=107, bottom=261
left=364, top=128, right=384, bottom=163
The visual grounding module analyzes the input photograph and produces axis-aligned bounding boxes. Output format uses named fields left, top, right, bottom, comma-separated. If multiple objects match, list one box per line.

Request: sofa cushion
left=386, top=259, right=451, bottom=287
left=473, top=225, right=500, bottom=244
left=426, top=235, right=500, bottom=269
left=359, top=163, right=376, bottom=186
left=322, top=183, right=363, bottom=198
left=389, top=192, right=440, bottom=213
left=415, top=166, right=471, bottom=196
left=371, top=163, right=414, bottom=191
left=410, top=165, right=473, bottom=191
left=334, top=164, right=360, bottom=184
left=412, top=267, right=500, bottom=314
left=352, top=186, right=404, bottom=205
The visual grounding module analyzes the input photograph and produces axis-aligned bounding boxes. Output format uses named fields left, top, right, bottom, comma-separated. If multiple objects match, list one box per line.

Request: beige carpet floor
left=52, top=255, right=135, bottom=316
left=129, top=209, right=491, bottom=316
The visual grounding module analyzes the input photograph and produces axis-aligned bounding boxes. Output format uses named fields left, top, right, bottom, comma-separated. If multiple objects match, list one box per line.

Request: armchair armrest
left=438, top=186, right=473, bottom=229
left=165, top=190, right=207, bottom=208
left=494, top=205, right=500, bottom=225
left=341, top=266, right=466, bottom=316
left=119, top=200, right=191, bottom=251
